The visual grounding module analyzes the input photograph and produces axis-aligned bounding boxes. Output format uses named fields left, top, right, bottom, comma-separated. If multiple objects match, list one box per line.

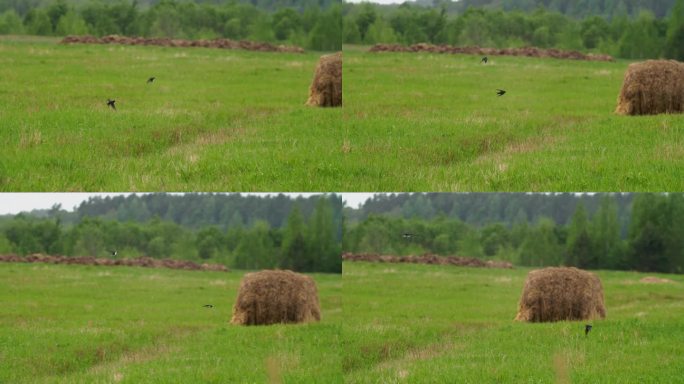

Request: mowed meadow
left=343, top=46, right=684, bottom=191
left=0, top=36, right=342, bottom=191
left=0, top=263, right=341, bottom=383
left=343, top=262, right=684, bottom=383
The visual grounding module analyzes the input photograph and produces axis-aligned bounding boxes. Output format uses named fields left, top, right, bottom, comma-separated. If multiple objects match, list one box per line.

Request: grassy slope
left=0, top=263, right=341, bottom=383
left=0, top=36, right=343, bottom=191
left=343, top=261, right=684, bottom=383
left=344, top=46, right=684, bottom=191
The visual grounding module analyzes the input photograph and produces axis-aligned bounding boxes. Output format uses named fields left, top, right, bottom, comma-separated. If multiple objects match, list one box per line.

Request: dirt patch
left=0, top=253, right=228, bottom=272
left=342, top=252, right=513, bottom=269
left=368, top=44, right=613, bottom=62
left=61, top=35, right=304, bottom=53
left=640, top=276, right=675, bottom=284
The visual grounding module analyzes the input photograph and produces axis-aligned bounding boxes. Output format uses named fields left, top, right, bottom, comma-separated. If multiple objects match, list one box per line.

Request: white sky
left=0, top=193, right=377, bottom=215
left=344, top=0, right=411, bottom=4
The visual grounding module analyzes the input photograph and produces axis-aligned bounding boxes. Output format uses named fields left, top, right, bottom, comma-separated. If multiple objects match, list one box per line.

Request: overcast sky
left=345, top=0, right=409, bottom=4
left=0, top=193, right=378, bottom=215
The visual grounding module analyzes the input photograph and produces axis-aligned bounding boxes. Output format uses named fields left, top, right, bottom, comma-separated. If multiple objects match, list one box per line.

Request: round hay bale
left=306, top=52, right=341, bottom=107
left=615, top=60, right=684, bottom=115
left=515, top=267, right=606, bottom=322
left=231, top=270, right=320, bottom=326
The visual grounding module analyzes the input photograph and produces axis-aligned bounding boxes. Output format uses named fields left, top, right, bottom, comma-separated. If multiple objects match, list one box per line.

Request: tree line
left=344, top=193, right=684, bottom=274
left=0, top=0, right=342, bottom=51
left=445, top=0, right=677, bottom=19
left=343, top=0, right=684, bottom=60
left=59, top=193, right=344, bottom=237
left=0, top=195, right=342, bottom=273
left=345, top=192, right=634, bottom=230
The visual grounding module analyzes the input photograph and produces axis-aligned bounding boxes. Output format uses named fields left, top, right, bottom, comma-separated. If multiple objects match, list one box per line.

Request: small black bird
left=147, top=77, right=155, bottom=84
left=203, top=304, right=214, bottom=308
left=110, top=250, right=118, bottom=257
left=107, top=99, right=116, bottom=110
left=496, top=89, right=506, bottom=97
left=585, top=324, right=592, bottom=336
left=481, top=56, right=488, bottom=64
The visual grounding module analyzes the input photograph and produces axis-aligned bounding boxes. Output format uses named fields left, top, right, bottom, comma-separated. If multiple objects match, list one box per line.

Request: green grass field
left=343, top=45, right=684, bottom=191
left=3, top=39, right=682, bottom=191
left=342, top=261, right=684, bottom=383
left=0, top=263, right=341, bottom=383
left=0, top=36, right=342, bottom=191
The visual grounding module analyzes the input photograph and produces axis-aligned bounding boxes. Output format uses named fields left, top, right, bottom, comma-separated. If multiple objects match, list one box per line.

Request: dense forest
left=0, top=194, right=342, bottom=273
left=344, top=193, right=684, bottom=274
left=343, top=0, right=684, bottom=60
left=0, top=0, right=342, bottom=51
left=443, top=0, right=677, bottom=19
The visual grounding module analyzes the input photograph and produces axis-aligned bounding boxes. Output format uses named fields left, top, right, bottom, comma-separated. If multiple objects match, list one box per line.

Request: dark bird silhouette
left=147, top=77, right=155, bottom=84
left=110, top=250, right=118, bottom=257
left=496, top=89, right=506, bottom=97
left=203, top=304, right=214, bottom=308
left=107, top=99, right=116, bottom=110
left=481, top=56, right=488, bottom=64
left=402, top=233, right=421, bottom=240
left=585, top=324, right=592, bottom=336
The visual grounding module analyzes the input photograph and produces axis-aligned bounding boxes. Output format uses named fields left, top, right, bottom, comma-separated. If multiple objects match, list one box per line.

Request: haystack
left=615, top=60, right=684, bottom=115
left=306, top=52, right=342, bottom=107
left=231, top=270, right=320, bottom=326
left=515, top=267, right=605, bottom=322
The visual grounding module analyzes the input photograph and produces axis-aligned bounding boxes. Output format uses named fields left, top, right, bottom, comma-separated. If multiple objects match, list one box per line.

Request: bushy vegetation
left=0, top=0, right=342, bottom=51
left=344, top=193, right=684, bottom=274
left=343, top=0, right=684, bottom=60
left=0, top=194, right=342, bottom=273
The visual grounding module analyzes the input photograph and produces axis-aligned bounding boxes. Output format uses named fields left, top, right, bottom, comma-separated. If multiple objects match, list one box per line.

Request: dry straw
left=515, top=267, right=606, bottom=322
left=306, top=52, right=342, bottom=107
left=231, top=270, right=321, bottom=326
left=615, top=60, right=684, bottom=115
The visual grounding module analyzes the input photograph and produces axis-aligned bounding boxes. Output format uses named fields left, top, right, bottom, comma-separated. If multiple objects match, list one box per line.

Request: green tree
left=281, top=204, right=309, bottom=271
left=56, top=11, right=89, bottom=36
left=25, top=9, right=52, bottom=35
left=0, top=9, right=24, bottom=34
left=591, top=196, right=624, bottom=269
left=308, top=4, right=341, bottom=51
left=309, top=198, right=341, bottom=273
left=665, top=0, right=684, bottom=59
left=566, top=202, right=595, bottom=267
left=355, top=3, right=376, bottom=41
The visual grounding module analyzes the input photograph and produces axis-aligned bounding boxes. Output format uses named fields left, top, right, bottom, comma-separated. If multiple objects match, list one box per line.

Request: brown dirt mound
left=640, top=276, right=675, bottom=284
left=615, top=60, right=684, bottom=115
left=60, top=35, right=304, bottom=53
left=231, top=270, right=320, bottom=326
left=368, top=44, right=613, bottom=62
left=0, top=253, right=228, bottom=272
left=306, top=52, right=342, bottom=107
left=341, top=252, right=513, bottom=269
left=515, top=267, right=606, bottom=322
